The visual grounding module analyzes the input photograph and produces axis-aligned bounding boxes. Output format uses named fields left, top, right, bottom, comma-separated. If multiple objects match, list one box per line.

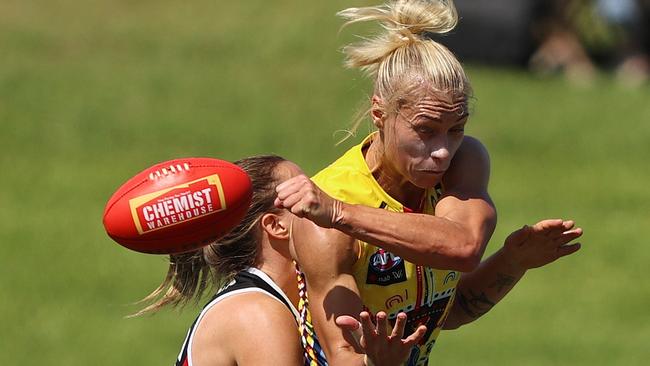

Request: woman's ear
left=371, top=95, right=384, bottom=130
left=260, top=212, right=290, bottom=240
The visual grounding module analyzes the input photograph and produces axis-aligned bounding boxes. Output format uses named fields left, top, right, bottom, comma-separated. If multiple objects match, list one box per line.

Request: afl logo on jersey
left=371, top=249, right=402, bottom=271
left=366, top=249, right=407, bottom=286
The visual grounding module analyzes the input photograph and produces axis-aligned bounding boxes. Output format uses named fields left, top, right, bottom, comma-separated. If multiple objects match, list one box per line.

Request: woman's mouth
left=419, top=169, right=445, bottom=175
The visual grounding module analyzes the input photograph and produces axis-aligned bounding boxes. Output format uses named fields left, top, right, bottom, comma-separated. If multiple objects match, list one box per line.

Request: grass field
left=1, top=1, right=649, bottom=365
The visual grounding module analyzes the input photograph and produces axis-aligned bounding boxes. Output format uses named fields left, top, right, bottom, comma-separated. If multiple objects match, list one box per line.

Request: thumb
left=505, top=225, right=531, bottom=247
left=336, top=315, right=363, bottom=349
left=274, top=197, right=283, bottom=208
left=335, top=315, right=360, bottom=331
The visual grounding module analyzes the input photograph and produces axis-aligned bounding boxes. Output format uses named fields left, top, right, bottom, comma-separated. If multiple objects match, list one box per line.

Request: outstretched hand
left=504, top=219, right=583, bottom=271
left=336, top=311, right=426, bottom=366
left=274, top=174, right=342, bottom=229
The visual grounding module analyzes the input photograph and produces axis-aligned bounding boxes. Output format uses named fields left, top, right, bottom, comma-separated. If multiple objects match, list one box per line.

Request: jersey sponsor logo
left=366, top=249, right=407, bottom=286
left=129, top=174, right=226, bottom=234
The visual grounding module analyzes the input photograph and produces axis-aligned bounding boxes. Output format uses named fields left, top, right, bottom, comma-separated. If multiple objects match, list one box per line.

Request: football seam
left=106, top=190, right=251, bottom=242
left=103, top=163, right=247, bottom=221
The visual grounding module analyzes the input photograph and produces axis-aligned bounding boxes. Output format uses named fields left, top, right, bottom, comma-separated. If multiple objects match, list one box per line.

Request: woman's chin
left=411, top=175, right=442, bottom=189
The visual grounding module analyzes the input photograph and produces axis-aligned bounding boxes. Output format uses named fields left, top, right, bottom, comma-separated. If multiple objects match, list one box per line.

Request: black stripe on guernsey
left=175, top=271, right=296, bottom=366
left=235, top=271, right=294, bottom=311
left=379, top=201, right=388, bottom=209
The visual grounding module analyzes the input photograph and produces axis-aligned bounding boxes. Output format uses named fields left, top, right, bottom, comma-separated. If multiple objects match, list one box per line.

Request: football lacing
left=149, top=163, right=191, bottom=180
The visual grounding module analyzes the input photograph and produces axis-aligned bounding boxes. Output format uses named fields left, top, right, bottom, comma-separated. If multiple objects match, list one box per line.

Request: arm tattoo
left=455, top=289, right=496, bottom=319
left=488, top=272, right=516, bottom=293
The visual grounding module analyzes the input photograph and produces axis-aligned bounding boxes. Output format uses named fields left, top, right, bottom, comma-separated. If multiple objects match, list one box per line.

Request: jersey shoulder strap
left=234, top=271, right=294, bottom=313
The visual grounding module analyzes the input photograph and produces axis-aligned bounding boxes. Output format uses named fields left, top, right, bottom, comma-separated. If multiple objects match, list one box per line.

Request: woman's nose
left=430, top=137, right=450, bottom=160
left=431, top=147, right=450, bottom=160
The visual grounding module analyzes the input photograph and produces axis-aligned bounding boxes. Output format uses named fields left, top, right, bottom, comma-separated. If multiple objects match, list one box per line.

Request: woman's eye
left=415, top=126, right=434, bottom=134
left=449, top=127, right=465, bottom=134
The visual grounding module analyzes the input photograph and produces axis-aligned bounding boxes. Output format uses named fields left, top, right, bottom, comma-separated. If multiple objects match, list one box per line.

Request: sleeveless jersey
left=174, top=268, right=327, bottom=366
left=312, top=133, right=460, bottom=366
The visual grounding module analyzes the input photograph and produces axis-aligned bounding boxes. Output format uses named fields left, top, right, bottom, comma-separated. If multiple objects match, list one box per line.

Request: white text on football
left=141, top=188, right=214, bottom=229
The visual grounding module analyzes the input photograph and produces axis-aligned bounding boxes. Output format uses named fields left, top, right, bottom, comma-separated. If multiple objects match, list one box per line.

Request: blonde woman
left=275, top=1, right=583, bottom=365
left=138, top=155, right=425, bottom=366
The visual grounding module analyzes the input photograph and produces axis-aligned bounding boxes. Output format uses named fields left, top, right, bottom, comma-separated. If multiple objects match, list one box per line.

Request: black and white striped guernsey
left=174, top=267, right=300, bottom=366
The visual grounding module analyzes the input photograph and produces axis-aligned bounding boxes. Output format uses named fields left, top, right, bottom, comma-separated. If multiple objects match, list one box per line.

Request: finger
left=276, top=179, right=303, bottom=200
left=336, top=315, right=363, bottom=348
left=562, top=220, right=575, bottom=230
left=376, top=311, right=388, bottom=339
left=390, top=312, right=407, bottom=338
left=273, top=197, right=283, bottom=208
left=335, top=315, right=361, bottom=331
left=554, top=228, right=583, bottom=245
left=557, top=242, right=581, bottom=258
left=290, top=204, right=309, bottom=218
left=278, top=183, right=319, bottom=210
left=563, top=227, right=583, bottom=237
left=275, top=175, right=305, bottom=193
left=359, top=311, right=375, bottom=341
left=546, top=220, right=575, bottom=239
left=532, top=219, right=564, bottom=235
left=534, top=219, right=563, bottom=231
left=547, top=222, right=572, bottom=239
left=279, top=191, right=306, bottom=210
left=403, top=325, right=427, bottom=346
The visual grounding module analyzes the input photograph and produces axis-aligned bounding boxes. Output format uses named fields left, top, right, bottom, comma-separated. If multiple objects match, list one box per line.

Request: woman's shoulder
left=190, top=291, right=300, bottom=363
left=201, top=291, right=295, bottom=329
left=458, top=135, right=489, bottom=159
left=313, top=151, right=375, bottom=200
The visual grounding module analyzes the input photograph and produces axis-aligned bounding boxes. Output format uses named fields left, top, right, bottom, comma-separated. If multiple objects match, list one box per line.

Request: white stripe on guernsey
left=183, top=268, right=298, bottom=366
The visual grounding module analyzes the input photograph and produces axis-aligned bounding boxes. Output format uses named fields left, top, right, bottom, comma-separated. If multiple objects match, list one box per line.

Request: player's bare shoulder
left=192, top=292, right=300, bottom=365
left=457, top=135, right=490, bottom=166
left=193, top=292, right=297, bottom=352
left=443, top=135, right=491, bottom=192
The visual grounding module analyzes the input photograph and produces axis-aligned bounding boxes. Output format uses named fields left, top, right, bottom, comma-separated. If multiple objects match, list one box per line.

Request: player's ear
left=260, top=212, right=290, bottom=240
left=371, top=95, right=385, bottom=130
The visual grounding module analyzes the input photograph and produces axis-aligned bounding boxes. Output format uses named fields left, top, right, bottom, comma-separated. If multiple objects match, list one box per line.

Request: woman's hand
left=274, top=174, right=342, bottom=228
left=503, top=219, right=583, bottom=271
left=336, top=311, right=426, bottom=366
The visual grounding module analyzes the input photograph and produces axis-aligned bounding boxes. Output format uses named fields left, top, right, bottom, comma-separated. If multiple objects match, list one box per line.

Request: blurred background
left=1, top=0, right=648, bottom=365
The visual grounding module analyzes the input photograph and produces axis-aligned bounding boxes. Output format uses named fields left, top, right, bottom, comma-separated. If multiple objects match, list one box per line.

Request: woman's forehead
left=404, top=93, right=468, bottom=118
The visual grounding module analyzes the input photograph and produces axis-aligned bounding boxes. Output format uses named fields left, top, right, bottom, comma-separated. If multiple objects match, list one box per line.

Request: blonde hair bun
left=338, top=0, right=459, bottom=70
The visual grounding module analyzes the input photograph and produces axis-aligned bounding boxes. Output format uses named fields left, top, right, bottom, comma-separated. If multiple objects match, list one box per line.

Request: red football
left=103, top=158, right=252, bottom=254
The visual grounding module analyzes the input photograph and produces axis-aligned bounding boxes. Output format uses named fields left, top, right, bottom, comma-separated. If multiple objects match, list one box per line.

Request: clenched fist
left=274, top=174, right=343, bottom=229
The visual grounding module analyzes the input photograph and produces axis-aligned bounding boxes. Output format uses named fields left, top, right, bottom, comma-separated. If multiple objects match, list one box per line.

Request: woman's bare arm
left=291, top=218, right=367, bottom=365
left=292, top=218, right=425, bottom=366
left=276, top=137, right=496, bottom=272
left=443, top=219, right=583, bottom=329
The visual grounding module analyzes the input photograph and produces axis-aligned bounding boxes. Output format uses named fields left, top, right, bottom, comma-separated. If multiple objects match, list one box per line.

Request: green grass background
left=1, top=0, right=648, bottom=365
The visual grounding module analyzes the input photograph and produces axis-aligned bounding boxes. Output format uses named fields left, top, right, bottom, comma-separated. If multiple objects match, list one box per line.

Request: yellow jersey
left=312, top=133, right=460, bottom=366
